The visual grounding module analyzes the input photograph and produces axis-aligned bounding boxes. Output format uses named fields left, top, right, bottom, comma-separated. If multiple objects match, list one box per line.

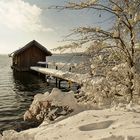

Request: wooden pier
left=30, top=66, right=89, bottom=88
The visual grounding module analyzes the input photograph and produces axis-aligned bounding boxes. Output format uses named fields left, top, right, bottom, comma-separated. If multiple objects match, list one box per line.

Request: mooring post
left=58, top=80, right=60, bottom=88
left=55, top=65, right=58, bottom=87
left=56, top=78, right=58, bottom=87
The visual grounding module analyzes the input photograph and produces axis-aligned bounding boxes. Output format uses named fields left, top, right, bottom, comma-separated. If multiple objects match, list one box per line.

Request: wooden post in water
left=68, top=67, right=72, bottom=89
left=59, top=79, right=62, bottom=89
left=55, top=65, right=58, bottom=87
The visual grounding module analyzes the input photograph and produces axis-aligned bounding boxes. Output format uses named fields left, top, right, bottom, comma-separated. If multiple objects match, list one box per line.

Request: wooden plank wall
left=13, top=45, right=46, bottom=71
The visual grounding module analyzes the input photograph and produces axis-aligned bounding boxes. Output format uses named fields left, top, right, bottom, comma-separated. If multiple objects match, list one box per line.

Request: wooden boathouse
left=9, top=40, right=52, bottom=71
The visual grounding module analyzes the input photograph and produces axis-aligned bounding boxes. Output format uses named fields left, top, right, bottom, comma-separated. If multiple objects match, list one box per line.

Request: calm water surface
left=0, top=53, right=88, bottom=132
left=0, top=55, right=55, bottom=132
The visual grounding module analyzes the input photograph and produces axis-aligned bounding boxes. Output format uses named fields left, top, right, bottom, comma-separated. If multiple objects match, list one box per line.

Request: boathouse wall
left=11, top=40, right=52, bottom=71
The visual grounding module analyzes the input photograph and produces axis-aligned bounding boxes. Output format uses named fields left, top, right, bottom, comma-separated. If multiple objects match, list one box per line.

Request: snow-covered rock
left=24, top=88, right=80, bottom=123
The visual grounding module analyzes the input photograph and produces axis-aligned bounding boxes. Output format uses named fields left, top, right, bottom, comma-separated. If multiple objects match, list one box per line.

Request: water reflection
left=12, top=70, right=50, bottom=112
left=13, top=71, right=46, bottom=92
left=0, top=69, right=50, bottom=132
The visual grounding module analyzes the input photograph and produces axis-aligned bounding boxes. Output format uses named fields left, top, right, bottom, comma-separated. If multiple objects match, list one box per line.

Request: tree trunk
left=127, top=59, right=134, bottom=102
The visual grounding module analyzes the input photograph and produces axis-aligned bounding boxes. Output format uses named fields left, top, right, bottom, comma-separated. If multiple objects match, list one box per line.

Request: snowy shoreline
left=1, top=107, right=140, bottom=140
left=1, top=88, right=140, bottom=140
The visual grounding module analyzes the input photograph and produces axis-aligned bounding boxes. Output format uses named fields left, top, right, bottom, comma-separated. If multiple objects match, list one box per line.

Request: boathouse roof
left=10, top=40, right=52, bottom=57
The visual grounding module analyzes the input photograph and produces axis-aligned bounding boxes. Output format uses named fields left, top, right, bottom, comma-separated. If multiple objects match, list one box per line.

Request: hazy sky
left=0, top=0, right=113, bottom=54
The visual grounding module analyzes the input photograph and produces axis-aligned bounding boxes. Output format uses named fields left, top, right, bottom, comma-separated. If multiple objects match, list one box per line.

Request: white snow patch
left=2, top=107, right=140, bottom=140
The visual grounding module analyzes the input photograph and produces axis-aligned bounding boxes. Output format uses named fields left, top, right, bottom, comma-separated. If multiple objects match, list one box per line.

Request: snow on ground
left=1, top=106, right=140, bottom=140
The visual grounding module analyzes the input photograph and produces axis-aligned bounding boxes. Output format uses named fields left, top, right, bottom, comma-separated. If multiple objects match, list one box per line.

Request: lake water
left=0, top=55, right=54, bottom=132
left=0, top=53, right=89, bottom=132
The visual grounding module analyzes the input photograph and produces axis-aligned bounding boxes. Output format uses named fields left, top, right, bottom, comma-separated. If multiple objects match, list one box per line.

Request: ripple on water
left=0, top=55, right=52, bottom=132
